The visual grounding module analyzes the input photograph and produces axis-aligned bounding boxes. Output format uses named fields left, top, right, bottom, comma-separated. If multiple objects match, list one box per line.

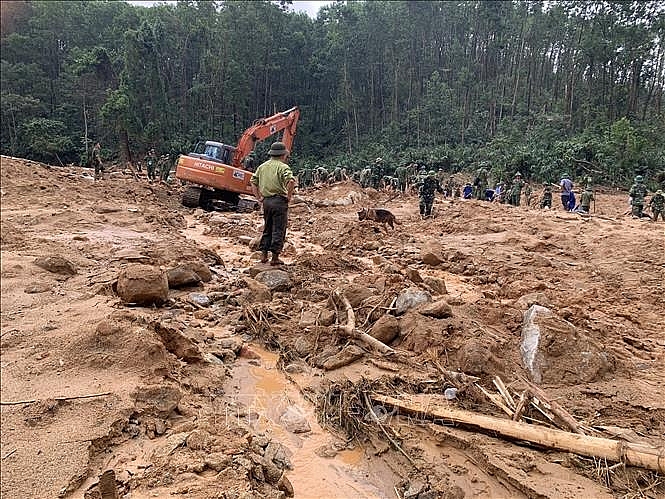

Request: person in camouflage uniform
left=331, top=165, right=343, bottom=183
left=92, top=142, right=103, bottom=180
left=474, top=167, right=489, bottom=200
left=541, top=183, right=552, bottom=208
left=649, top=190, right=664, bottom=221
left=444, top=176, right=456, bottom=198
left=359, top=167, right=372, bottom=188
left=158, top=154, right=171, bottom=183
left=394, top=165, right=408, bottom=193
left=524, top=183, right=533, bottom=207
left=578, top=186, right=594, bottom=213
left=144, top=148, right=157, bottom=181
left=419, top=170, right=444, bottom=217
left=371, top=158, right=385, bottom=189
left=509, top=172, right=524, bottom=206
left=629, top=175, right=648, bottom=218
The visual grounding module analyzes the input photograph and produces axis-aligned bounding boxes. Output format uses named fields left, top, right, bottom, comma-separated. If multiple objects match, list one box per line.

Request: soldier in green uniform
left=419, top=170, right=444, bottom=217
left=579, top=186, right=594, bottom=213
left=394, top=165, right=408, bottom=193
left=509, top=172, right=524, bottom=206
left=243, top=151, right=257, bottom=172
left=629, top=175, right=648, bottom=218
left=144, top=148, right=157, bottom=181
left=541, top=183, right=552, bottom=208
left=649, top=190, right=664, bottom=221
left=475, top=167, right=489, bottom=200
left=159, top=154, right=171, bottom=183
left=92, top=142, right=103, bottom=180
left=524, top=183, right=533, bottom=207
left=371, top=158, right=385, bottom=189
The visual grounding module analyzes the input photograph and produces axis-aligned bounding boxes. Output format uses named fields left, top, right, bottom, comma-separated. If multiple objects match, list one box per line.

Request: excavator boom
left=231, top=106, right=300, bottom=167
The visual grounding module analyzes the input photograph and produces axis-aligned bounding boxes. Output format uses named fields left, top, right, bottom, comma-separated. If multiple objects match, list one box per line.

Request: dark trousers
left=260, top=196, right=288, bottom=254
left=561, top=193, right=569, bottom=210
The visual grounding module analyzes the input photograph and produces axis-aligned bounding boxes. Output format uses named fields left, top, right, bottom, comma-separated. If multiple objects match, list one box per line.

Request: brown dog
left=357, top=207, right=399, bottom=233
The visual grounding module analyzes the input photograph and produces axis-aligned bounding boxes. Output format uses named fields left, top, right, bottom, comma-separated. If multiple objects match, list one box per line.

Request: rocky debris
left=131, top=383, right=182, bottom=417
left=24, top=282, right=52, bottom=294
left=279, top=405, right=311, bottom=433
left=423, top=276, right=447, bottom=295
left=167, top=267, right=201, bottom=288
left=186, top=429, right=214, bottom=451
left=239, top=345, right=261, bottom=359
left=254, top=269, right=292, bottom=291
left=521, top=305, right=614, bottom=385
left=369, top=315, right=400, bottom=344
left=312, top=346, right=339, bottom=367
left=188, top=292, right=211, bottom=307
left=210, top=349, right=236, bottom=363
left=153, top=322, right=203, bottom=362
left=204, top=453, right=233, bottom=471
left=419, top=299, right=453, bottom=319
left=322, top=345, right=364, bottom=370
left=515, top=292, right=552, bottom=310
left=343, top=284, right=374, bottom=307
left=116, top=264, right=168, bottom=305
left=421, top=241, right=444, bottom=266
left=264, top=441, right=293, bottom=470
left=294, top=337, right=314, bottom=357
left=94, top=204, right=121, bottom=214
left=395, top=288, right=432, bottom=315
left=299, top=308, right=335, bottom=327
left=241, top=277, right=271, bottom=303
left=34, top=256, right=77, bottom=275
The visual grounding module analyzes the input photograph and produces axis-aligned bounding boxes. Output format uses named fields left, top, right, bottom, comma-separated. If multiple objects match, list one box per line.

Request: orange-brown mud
left=1, top=156, right=663, bottom=498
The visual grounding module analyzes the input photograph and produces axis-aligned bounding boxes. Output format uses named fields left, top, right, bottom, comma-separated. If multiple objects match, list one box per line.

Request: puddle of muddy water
left=225, top=345, right=399, bottom=498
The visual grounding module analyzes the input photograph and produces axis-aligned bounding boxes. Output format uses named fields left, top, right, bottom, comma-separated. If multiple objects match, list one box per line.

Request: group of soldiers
left=628, top=175, right=664, bottom=221
left=140, top=148, right=172, bottom=183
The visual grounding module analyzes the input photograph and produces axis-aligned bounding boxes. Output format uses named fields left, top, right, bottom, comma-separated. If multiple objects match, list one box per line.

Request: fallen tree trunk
left=372, top=393, right=665, bottom=473
left=333, top=290, right=395, bottom=354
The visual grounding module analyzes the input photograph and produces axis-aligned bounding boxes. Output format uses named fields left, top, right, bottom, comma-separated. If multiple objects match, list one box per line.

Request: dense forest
left=1, top=0, right=664, bottom=186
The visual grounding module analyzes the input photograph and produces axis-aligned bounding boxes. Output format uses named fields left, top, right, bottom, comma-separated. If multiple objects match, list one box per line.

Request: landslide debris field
left=1, top=156, right=664, bottom=499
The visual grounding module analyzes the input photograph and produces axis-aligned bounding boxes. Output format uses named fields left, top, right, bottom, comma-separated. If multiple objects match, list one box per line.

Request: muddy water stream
left=226, top=347, right=399, bottom=498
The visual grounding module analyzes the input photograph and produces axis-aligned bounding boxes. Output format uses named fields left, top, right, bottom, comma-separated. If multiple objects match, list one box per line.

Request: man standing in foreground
left=250, top=141, right=295, bottom=266
left=560, top=173, right=573, bottom=211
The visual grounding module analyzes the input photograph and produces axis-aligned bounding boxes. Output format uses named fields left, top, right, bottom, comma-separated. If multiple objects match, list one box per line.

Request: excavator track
left=182, top=186, right=203, bottom=208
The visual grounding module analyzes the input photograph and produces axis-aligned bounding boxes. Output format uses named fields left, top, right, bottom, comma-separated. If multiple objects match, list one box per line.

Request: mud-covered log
left=372, top=393, right=665, bottom=473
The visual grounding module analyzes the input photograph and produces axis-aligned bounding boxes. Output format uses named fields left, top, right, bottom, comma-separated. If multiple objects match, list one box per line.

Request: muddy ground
left=1, top=156, right=663, bottom=499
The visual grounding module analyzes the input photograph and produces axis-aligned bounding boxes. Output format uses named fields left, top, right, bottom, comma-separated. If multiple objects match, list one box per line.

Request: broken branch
left=333, top=290, right=395, bottom=354
left=1, top=391, right=112, bottom=406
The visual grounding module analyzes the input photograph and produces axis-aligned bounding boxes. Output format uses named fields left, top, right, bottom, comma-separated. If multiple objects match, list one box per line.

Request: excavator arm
left=231, top=106, right=300, bottom=168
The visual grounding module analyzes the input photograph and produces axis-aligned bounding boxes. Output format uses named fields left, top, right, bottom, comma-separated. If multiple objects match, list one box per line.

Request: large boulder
left=521, top=305, right=614, bottom=385
left=117, top=265, right=168, bottom=305
left=395, top=288, right=432, bottom=315
left=420, top=241, right=444, bottom=266
left=369, top=315, right=400, bottom=344
left=255, top=269, right=292, bottom=291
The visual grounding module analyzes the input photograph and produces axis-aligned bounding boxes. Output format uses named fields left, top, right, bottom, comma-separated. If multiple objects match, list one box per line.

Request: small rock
left=277, top=473, right=294, bottom=497
left=117, top=265, right=168, bottom=305
left=419, top=299, right=453, bottom=319
left=406, top=268, right=423, bottom=283
left=254, top=270, right=292, bottom=291
left=372, top=255, right=386, bottom=265
left=34, top=256, right=77, bottom=275
left=404, top=480, right=425, bottom=499
left=369, top=315, right=400, bottom=344
left=423, top=276, right=447, bottom=295
left=279, top=406, right=311, bottom=433
left=293, top=337, right=313, bottom=357
left=420, top=241, right=444, bottom=266
left=284, top=363, right=306, bottom=374
left=181, top=261, right=213, bottom=282
left=94, top=204, right=121, bottom=213
left=262, top=459, right=283, bottom=484
left=217, top=337, right=243, bottom=353
left=249, top=236, right=262, bottom=250
left=167, top=267, right=201, bottom=288
left=312, top=346, right=339, bottom=367
left=238, top=236, right=254, bottom=246
left=24, top=282, right=52, bottom=294
left=322, top=345, right=364, bottom=370
left=186, top=429, right=213, bottom=451
left=242, top=277, right=272, bottom=303
left=153, top=322, right=203, bottom=362
left=204, top=453, right=232, bottom=471
left=131, top=383, right=182, bottom=417
left=343, top=284, right=374, bottom=308
left=188, top=292, right=211, bottom=307
left=239, top=345, right=261, bottom=360
left=264, top=442, right=293, bottom=470
left=211, top=349, right=236, bottom=363
left=362, top=241, right=380, bottom=251
left=395, top=288, right=432, bottom=315
left=515, top=292, right=552, bottom=310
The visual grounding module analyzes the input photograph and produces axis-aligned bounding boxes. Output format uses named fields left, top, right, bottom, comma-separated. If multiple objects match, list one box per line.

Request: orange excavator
left=176, top=106, right=300, bottom=210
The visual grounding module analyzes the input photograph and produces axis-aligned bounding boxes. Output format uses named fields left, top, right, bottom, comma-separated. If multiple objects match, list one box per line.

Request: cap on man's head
left=268, top=142, right=288, bottom=157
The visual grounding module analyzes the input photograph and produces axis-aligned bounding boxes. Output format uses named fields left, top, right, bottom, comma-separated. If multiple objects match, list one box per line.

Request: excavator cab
left=190, top=141, right=236, bottom=165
